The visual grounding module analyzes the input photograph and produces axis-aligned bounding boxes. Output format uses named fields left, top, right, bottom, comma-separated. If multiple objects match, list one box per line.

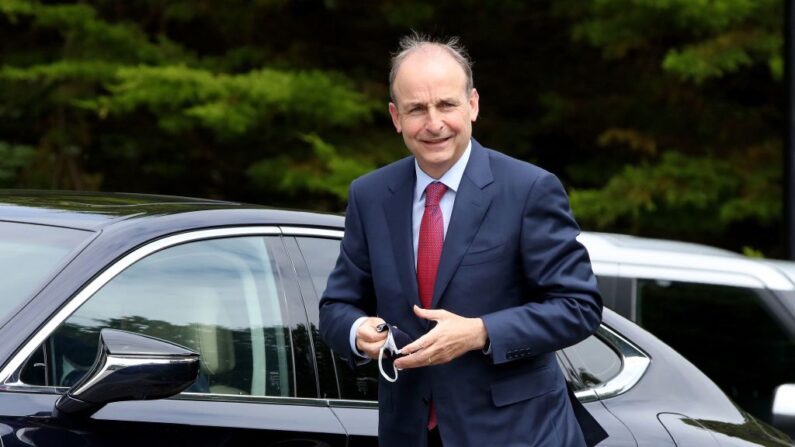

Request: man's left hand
left=394, top=305, right=488, bottom=369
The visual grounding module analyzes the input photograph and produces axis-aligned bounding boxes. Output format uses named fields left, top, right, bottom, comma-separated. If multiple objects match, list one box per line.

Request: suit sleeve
left=319, top=183, right=377, bottom=368
left=480, top=172, right=603, bottom=365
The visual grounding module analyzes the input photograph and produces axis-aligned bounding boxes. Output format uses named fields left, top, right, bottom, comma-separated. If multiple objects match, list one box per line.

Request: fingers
left=356, top=316, right=388, bottom=359
left=398, top=332, right=429, bottom=357
left=413, top=304, right=447, bottom=321
left=394, top=313, right=488, bottom=369
left=394, top=345, right=437, bottom=369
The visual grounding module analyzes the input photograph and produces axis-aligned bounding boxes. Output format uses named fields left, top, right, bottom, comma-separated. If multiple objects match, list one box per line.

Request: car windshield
left=0, top=221, right=92, bottom=321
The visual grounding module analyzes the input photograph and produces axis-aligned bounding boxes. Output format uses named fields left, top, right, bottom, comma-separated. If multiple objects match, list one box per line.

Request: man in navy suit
left=319, top=34, right=607, bottom=447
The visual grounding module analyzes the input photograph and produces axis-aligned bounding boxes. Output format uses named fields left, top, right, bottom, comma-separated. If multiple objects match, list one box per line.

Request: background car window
left=22, top=236, right=294, bottom=397
left=637, top=279, right=795, bottom=420
left=295, top=236, right=379, bottom=401
left=0, top=222, right=91, bottom=322
left=559, top=335, right=622, bottom=391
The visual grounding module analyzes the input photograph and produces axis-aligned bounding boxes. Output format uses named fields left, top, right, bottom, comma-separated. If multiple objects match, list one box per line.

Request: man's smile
left=420, top=136, right=453, bottom=147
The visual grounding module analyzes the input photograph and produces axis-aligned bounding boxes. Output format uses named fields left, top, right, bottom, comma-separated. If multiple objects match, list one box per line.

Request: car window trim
left=589, top=324, right=650, bottom=401
left=0, top=381, right=358, bottom=409
left=280, top=227, right=343, bottom=238
left=0, top=226, right=282, bottom=386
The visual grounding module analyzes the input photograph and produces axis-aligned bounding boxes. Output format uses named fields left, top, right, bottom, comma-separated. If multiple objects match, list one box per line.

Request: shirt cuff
left=349, top=316, right=371, bottom=360
left=482, top=338, right=492, bottom=355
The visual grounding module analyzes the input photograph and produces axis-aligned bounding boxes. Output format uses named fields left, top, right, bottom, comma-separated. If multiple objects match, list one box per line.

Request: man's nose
left=424, top=109, right=444, bottom=133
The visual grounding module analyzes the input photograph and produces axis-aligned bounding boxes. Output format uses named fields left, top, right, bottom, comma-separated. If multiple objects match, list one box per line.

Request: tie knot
left=424, top=182, right=447, bottom=207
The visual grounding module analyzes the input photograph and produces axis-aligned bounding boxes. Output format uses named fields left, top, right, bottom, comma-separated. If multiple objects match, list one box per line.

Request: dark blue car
left=0, top=190, right=790, bottom=446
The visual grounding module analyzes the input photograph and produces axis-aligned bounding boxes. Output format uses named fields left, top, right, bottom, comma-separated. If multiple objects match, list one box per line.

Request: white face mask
left=376, top=323, right=412, bottom=383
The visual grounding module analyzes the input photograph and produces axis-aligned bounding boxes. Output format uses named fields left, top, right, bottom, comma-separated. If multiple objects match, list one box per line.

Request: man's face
left=389, top=48, right=479, bottom=179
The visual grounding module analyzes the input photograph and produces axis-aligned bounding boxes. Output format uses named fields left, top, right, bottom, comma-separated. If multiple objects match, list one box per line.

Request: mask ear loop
left=378, top=332, right=399, bottom=383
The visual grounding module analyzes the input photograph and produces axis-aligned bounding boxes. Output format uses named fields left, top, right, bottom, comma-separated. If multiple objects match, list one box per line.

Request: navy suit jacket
left=320, top=140, right=607, bottom=446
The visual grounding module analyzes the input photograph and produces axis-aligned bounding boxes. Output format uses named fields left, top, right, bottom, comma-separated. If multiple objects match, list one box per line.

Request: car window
left=637, top=279, right=795, bottom=420
left=296, top=235, right=624, bottom=402
left=296, top=236, right=340, bottom=300
left=295, top=236, right=379, bottom=401
left=0, top=222, right=91, bottom=321
left=20, top=236, right=294, bottom=397
left=560, top=335, right=622, bottom=391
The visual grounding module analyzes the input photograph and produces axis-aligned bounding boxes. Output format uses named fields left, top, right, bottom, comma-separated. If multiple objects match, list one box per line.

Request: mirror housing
left=54, top=328, right=200, bottom=419
left=772, top=383, right=795, bottom=437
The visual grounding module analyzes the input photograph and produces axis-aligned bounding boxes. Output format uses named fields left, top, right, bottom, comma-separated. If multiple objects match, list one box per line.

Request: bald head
left=389, top=34, right=474, bottom=102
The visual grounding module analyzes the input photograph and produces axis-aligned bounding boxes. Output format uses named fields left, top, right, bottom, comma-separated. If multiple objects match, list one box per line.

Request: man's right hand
left=356, top=316, right=388, bottom=359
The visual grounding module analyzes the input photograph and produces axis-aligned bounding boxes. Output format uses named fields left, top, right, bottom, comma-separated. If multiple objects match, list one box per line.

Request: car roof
left=3, top=190, right=793, bottom=291
left=580, top=232, right=741, bottom=258
left=578, top=232, right=795, bottom=291
left=760, top=259, right=795, bottom=285
left=0, top=190, right=344, bottom=231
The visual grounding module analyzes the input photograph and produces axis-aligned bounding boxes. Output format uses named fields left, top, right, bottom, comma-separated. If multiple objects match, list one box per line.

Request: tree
left=0, top=0, right=785, bottom=255
left=0, top=0, right=379, bottom=205
left=551, top=0, right=783, bottom=254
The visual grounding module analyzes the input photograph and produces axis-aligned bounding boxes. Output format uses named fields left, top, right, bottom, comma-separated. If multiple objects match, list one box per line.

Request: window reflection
left=560, top=335, right=622, bottom=390
left=0, top=222, right=91, bottom=320
left=296, top=236, right=380, bottom=401
left=23, top=236, right=293, bottom=398
left=638, top=280, right=795, bottom=421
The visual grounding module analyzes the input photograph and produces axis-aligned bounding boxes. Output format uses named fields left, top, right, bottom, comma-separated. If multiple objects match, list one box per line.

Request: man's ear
left=469, top=88, right=480, bottom=122
left=388, top=102, right=402, bottom=133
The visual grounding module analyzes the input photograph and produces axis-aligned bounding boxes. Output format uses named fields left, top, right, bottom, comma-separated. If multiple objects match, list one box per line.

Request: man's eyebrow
left=437, top=98, right=460, bottom=105
left=404, top=101, right=427, bottom=109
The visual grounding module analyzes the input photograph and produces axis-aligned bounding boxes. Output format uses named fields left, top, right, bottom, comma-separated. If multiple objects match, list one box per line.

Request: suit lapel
left=383, top=160, right=422, bottom=309
left=432, top=141, right=494, bottom=308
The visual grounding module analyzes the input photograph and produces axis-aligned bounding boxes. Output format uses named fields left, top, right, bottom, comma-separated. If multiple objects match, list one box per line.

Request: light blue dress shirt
left=348, top=142, right=473, bottom=357
left=411, top=142, right=471, bottom=266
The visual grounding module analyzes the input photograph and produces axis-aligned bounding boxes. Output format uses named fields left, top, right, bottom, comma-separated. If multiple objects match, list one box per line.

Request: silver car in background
left=578, top=232, right=795, bottom=437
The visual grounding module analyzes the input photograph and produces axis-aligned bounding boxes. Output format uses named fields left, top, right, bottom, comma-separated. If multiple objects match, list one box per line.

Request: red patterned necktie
left=416, top=181, right=447, bottom=430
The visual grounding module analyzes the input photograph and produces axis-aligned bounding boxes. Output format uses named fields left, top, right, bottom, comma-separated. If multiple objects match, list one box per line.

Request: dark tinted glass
left=0, top=222, right=91, bottom=320
left=296, top=236, right=340, bottom=298
left=638, top=279, right=795, bottom=421
left=23, top=236, right=294, bottom=397
left=296, top=236, right=379, bottom=401
left=561, top=335, right=622, bottom=390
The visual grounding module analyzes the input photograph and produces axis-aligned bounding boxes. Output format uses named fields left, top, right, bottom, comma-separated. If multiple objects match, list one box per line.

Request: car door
left=620, top=271, right=795, bottom=423
left=283, top=229, right=379, bottom=446
left=0, top=228, right=346, bottom=446
left=285, top=229, right=639, bottom=446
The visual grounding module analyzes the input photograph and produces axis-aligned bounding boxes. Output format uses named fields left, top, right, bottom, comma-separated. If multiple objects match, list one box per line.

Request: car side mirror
left=54, top=328, right=200, bottom=419
left=772, top=383, right=795, bottom=437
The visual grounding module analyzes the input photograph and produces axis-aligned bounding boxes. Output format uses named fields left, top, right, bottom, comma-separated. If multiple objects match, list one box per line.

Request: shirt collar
left=414, top=140, right=472, bottom=201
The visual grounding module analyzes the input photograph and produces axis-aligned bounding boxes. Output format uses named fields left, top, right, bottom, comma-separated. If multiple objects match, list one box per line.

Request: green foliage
left=553, top=0, right=783, bottom=254
left=0, top=0, right=379, bottom=207
left=663, top=30, right=781, bottom=83
left=380, top=1, right=435, bottom=27
left=0, top=0, right=786, bottom=255
left=0, top=142, right=36, bottom=187
left=570, top=151, right=738, bottom=231
left=247, top=134, right=374, bottom=200
left=3, top=1, right=188, bottom=63
left=571, top=141, right=781, bottom=236
left=742, top=246, right=764, bottom=258
left=0, top=61, right=117, bottom=85
left=561, top=0, right=782, bottom=82
left=86, top=66, right=374, bottom=136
